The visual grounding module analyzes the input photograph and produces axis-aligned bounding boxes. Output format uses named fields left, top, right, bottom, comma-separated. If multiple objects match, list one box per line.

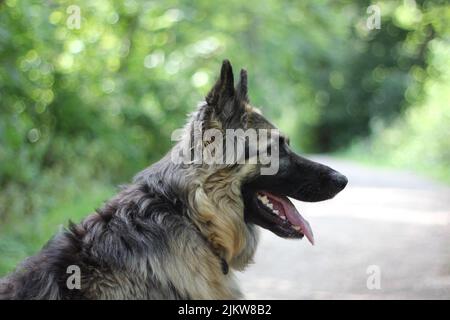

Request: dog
left=0, top=60, right=347, bottom=299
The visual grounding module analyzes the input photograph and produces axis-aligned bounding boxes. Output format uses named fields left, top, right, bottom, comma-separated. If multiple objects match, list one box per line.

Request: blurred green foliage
left=346, top=37, right=450, bottom=181
left=0, top=0, right=449, bottom=274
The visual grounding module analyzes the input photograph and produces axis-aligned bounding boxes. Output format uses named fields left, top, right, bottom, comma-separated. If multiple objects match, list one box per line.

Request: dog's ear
left=206, top=59, right=235, bottom=107
left=235, top=69, right=249, bottom=103
left=204, top=60, right=247, bottom=127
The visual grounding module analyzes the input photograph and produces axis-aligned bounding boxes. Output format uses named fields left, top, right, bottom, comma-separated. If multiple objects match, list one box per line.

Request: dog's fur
left=0, top=60, right=346, bottom=299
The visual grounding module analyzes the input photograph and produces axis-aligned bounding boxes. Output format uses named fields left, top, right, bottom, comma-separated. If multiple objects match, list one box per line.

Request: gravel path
left=237, top=156, right=450, bottom=299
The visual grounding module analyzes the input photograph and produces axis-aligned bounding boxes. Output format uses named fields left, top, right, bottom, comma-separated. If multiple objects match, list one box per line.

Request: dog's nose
left=330, top=172, right=348, bottom=191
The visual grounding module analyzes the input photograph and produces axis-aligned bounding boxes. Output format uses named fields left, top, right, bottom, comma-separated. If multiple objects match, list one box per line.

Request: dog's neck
left=181, top=166, right=259, bottom=271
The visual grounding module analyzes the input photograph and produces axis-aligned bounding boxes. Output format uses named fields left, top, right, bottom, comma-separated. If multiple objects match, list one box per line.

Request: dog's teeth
left=292, top=225, right=301, bottom=231
left=273, top=210, right=279, bottom=215
left=258, top=195, right=269, bottom=204
left=280, top=215, right=286, bottom=220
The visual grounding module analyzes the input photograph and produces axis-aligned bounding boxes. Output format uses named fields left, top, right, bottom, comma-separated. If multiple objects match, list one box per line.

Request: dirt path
left=237, top=156, right=450, bottom=299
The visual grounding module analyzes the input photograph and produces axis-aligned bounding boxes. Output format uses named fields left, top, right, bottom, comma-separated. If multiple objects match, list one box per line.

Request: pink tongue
left=263, top=192, right=315, bottom=245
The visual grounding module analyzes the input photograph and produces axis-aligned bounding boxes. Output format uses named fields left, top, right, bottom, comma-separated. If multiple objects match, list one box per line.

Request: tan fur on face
left=245, top=103, right=261, bottom=115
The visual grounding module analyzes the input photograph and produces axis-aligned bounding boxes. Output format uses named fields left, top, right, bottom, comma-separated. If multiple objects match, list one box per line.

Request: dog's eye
left=280, top=136, right=290, bottom=146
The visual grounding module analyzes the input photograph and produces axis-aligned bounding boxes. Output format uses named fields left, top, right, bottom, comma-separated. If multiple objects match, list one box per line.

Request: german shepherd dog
left=0, top=60, right=347, bottom=299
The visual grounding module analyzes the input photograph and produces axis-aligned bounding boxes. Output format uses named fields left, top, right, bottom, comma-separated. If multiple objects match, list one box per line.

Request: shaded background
left=0, top=0, right=449, bottom=298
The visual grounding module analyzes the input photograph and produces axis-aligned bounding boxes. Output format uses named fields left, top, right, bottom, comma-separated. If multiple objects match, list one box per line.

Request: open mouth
left=254, top=191, right=314, bottom=245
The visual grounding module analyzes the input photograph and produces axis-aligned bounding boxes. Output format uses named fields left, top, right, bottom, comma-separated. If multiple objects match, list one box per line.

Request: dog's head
left=194, top=60, right=347, bottom=246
